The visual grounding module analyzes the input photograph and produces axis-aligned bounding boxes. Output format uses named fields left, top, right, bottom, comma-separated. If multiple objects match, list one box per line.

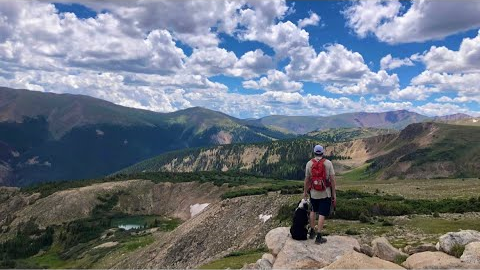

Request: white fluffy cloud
left=228, top=49, right=274, bottom=79
left=412, top=71, right=480, bottom=97
left=421, top=30, right=480, bottom=73
left=241, top=21, right=310, bottom=58
left=243, top=70, right=303, bottom=92
left=380, top=54, right=414, bottom=70
left=389, top=85, right=436, bottom=101
left=344, top=0, right=480, bottom=44
left=325, top=70, right=399, bottom=96
left=286, top=44, right=370, bottom=83
left=298, top=12, right=320, bottom=28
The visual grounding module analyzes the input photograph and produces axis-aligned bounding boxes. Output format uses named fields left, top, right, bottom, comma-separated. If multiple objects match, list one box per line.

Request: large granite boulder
left=372, top=237, right=408, bottom=262
left=272, top=236, right=360, bottom=269
left=460, top=242, right=480, bottom=265
left=439, top=230, right=480, bottom=255
left=265, top=227, right=290, bottom=256
left=402, top=251, right=465, bottom=269
left=326, top=251, right=405, bottom=269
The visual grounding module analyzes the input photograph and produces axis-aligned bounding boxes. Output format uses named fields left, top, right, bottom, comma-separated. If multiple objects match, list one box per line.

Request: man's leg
left=309, top=211, right=316, bottom=239
left=317, top=214, right=326, bottom=232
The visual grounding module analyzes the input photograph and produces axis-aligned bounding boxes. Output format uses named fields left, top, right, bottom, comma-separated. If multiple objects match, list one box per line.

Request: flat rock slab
left=273, top=236, right=360, bottom=269
left=326, top=251, right=405, bottom=269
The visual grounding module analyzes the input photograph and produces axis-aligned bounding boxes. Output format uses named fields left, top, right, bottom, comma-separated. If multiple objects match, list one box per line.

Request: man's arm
left=330, top=174, right=336, bottom=201
left=304, top=163, right=310, bottom=198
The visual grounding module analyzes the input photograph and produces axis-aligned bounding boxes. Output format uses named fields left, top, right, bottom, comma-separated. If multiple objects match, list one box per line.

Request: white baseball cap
left=313, top=145, right=324, bottom=154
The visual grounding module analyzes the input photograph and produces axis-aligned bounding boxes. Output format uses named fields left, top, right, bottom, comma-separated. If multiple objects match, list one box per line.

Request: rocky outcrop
left=326, top=251, right=405, bottom=269
left=402, top=251, right=465, bottom=269
left=460, top=242, right=480, bottom=265
left=439, top=230, right=480, bottom=255
left=267, top=230, right=360, bottom=269
left=372, top=237, right=408, bottom=262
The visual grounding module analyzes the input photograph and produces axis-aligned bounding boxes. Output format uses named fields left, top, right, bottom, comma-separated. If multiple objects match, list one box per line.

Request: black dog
left=290, top=199, right=309, bottom=240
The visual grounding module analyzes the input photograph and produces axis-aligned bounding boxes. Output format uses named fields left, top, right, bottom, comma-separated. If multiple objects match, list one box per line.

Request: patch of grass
left=199, top=252, right=264, bottom=269
left=406, top=217, right=480, bottom=234
left=450, top=244, right=465, bottom=258
left=120, top=235, right=155, bottom=252
left=338, top=177, right=480, bottom=200
left=345, top=229, right=359, bottom=235
left=394, top=254, right=408, bottom=265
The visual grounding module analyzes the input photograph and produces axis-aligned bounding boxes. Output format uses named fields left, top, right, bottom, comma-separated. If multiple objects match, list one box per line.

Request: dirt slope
left=112, top=193, right=293, bottom=269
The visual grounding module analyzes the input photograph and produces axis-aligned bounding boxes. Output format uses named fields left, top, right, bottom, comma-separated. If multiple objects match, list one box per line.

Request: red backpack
left=310, top=158, right=330, bottom=191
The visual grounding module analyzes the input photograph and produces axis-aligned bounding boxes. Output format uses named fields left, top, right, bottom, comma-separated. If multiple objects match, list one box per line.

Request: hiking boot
left=308, top=227, right=316, bottom=239
left=315, top=234, right=327, bottom=244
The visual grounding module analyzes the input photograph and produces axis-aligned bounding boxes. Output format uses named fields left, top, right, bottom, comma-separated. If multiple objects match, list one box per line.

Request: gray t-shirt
left=305, top=157, right=335, bottom=199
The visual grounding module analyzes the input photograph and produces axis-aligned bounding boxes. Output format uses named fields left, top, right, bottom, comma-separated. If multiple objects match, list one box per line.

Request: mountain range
left=0, top=87, right=475, bottom=186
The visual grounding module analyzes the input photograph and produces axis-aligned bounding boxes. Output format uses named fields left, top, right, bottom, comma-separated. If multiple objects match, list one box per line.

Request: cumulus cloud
left=243, top=70, right=303, bottom=92
left=389, top=85, right=436, bottom=101
left=325, top=70, right=399, bottom=96
left=298, top=11, right=320, bottom=28
left=380, top=54, right=414, bottom=70
left=421, top=30, right=480, bottom=73
left=228, top=49, right=274, bottom=79
left=344, top=0, right=480, bottom=44
left=241, top=21, right=310, bottom=58
left=286, top=44, right=370, bottom=83
left=414, top=102, right=477, bottom=117
left=411, top=71, right=480, bottom=97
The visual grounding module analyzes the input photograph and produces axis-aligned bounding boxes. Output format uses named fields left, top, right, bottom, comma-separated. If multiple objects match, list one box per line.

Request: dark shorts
left=310, top=197, right=332, bottom=217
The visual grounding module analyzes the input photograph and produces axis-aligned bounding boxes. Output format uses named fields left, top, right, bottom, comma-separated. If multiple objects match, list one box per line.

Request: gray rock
left=404, top=243, right=438, bottom=255
left=372, top=237, right=408, bottom=262
left=265, top=227, right=290, bottom=256
left=354, top=244, right=374, bottom=257
left=439, top=230, right=480, bottom=255
left=261, top=253, right=275, bottom=265
left=273, top=235, right=360, bottom=269
left=460, top=242, right=480, bottom=265
left=255, top=258, right=272, bottom=270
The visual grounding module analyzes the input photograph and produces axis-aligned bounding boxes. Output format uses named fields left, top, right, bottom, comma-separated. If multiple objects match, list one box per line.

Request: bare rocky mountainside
left=120, top=122, right=480, bottom=180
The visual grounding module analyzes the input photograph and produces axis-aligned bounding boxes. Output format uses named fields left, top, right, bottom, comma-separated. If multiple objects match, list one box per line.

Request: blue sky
left=0, top=0, right=479, bottom=118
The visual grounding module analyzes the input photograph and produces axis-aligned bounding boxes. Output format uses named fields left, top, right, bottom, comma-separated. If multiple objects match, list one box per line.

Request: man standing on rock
left=304, top=145, right=336, bottom=244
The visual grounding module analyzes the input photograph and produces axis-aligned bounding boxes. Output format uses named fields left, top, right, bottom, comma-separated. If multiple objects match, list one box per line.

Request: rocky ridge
left=245, top=227, right=480, bottom=269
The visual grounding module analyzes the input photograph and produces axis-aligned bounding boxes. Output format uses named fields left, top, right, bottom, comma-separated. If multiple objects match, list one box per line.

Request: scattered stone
left=265, top=227, right=290, bottom=256
left=261, top=253, right=275, bottom=265
left=460, top=242, right=480, bottom=265
left=326, top=251, right=405, bottom=269
left=372, top=237, right=408, bottom=262
left=404, top=243, right=437, bottom=255
left=273, top=236, right=360, bottom=269
left=93, top=241, right=119, bottom=249
left=255, top=258, right=272, bottom=270
left=354, top=244, right=374, bottom=257
left=402, top=251, right=464, bottom=269
left=439, top=230, right=480, bottom=255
